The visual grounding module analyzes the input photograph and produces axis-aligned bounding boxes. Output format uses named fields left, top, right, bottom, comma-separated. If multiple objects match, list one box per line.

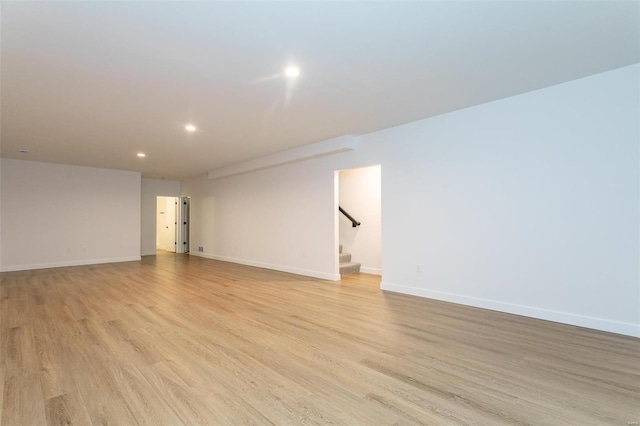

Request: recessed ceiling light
left=137, top=152, right=146, bottom=158
left=185, top=124, right=197, bottom=132
left=284, top=66, right=300, bottom=78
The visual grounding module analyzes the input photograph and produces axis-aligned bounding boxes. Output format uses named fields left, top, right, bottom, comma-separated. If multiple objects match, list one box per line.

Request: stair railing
left=339, top=206, right=361, bottom=227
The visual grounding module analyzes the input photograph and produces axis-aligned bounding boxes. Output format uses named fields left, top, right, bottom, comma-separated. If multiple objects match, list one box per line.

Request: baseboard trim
left=189, top=252, right=340, bottom=281
left=0, top=256, right=141, bottom=272
left=360, top=267, right=382, bottom=276
left=380, top=282, right=639, bottom=338
left=140, top=251, right=156, bottom=256
left=189, top=252, right=216, bottom=260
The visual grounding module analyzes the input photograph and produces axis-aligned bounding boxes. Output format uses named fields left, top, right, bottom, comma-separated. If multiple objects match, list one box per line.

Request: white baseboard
left=189, top=252, right=340, bottom=281
left=188, top=252, right=215, bottom=260
left=0, top=256, right=141, bottom=272
left=141, top=251, right=156, bottom=256
left=360, top=267, right=382, bottom=275
left=380, top=282, right=639, bottom=338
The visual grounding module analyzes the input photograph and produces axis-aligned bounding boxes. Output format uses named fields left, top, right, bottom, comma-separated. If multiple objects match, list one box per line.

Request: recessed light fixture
left=137, top=152, right=146, bottom=158
left=284, top=65, right=300, bottom=78
left=185, top=124, right=197, bottom=132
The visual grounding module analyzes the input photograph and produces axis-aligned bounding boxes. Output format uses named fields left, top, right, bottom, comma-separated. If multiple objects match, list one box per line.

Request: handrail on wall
left=339, top=206, right=361, bottom=228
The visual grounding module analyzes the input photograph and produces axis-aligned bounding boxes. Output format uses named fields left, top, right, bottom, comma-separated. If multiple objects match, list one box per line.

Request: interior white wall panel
left=1, top=160, right=141, bottom=271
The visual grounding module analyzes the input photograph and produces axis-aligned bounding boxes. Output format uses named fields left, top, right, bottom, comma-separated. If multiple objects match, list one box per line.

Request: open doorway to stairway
left=336, top=165, right=382, bottom=278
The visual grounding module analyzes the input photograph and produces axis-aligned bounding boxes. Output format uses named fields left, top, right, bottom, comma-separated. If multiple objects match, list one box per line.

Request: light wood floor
left=1, top=253, right=638, bottom=425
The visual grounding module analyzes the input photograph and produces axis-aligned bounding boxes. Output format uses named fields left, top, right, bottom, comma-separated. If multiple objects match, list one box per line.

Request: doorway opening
left=156, top=196, right=190, bottom=254
left=335, top=165, right=382, bottom=280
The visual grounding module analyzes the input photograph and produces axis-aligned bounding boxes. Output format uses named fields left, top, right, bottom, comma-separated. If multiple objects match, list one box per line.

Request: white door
left=176, top=197, right=190, bottom=253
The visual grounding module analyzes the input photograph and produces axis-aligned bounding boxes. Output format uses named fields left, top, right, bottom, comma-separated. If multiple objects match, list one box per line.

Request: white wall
left=339, top=165, right=382, bottom=274
left=183, top=64, right=639, bottom=337
left=0, top=159, right=141, bottom=271
left=377, top=65, right=639, bottom=338
left=184, top=161, right=337, bottom=280
left=140, top=178, right=181, bottom=255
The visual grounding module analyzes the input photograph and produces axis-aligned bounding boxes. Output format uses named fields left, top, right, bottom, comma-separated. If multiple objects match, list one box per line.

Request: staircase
left=339, top=244, right=361, bottom=276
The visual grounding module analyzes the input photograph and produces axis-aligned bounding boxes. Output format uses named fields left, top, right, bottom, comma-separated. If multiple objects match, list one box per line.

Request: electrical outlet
left=198, top=246, right=204, bottom=252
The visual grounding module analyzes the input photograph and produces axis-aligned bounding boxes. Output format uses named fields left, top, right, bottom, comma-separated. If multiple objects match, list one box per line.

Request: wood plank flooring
left=1, top=253, right=638, bottom=425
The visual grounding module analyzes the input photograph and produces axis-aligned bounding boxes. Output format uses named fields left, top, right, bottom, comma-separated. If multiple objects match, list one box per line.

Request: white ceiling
left=2, top=1, right=638, bottom=180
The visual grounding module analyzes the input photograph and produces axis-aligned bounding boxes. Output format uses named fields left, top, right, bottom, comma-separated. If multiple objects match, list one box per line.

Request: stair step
left=339, top=253, right=351, bottom=263
left=340, top=261, right=361, bottom=275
